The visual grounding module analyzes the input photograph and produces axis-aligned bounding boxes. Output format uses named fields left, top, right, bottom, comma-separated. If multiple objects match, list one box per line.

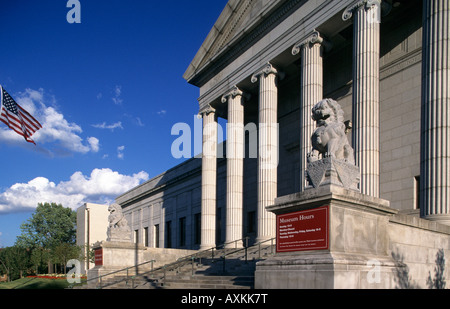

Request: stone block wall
left=388, top=214, right=450, bottom=288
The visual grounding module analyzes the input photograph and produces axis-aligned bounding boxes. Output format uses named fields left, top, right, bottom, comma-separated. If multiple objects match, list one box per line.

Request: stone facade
left=116, top=158, right=203, bottom=249
left=117, top=0, right=444, bottom=244
left=110, top=0, right=450, bottom=289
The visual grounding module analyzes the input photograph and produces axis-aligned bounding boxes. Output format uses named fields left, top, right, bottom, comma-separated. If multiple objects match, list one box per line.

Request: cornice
left=186, top=0, right=305, bottom=87
left=195, top=0, right=351, bottom=112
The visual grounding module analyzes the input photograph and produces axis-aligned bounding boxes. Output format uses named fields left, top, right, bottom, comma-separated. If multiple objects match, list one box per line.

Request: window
left=415, top=176, right=420, bottom=209
left=134, top=229, right=139, bottom=244
left=154, top=224, right=160, bottom=248
left=143, top=227, right=149, bottom=247
left=194, top=213, right=201, bottom=245
left=165, top=221, right=172, bottom=248
left=247, top=211, right=256, bottom=234
left=179, top=217, right=186, bottom=247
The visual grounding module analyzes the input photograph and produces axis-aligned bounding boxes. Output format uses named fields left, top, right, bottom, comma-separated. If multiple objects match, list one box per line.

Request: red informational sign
left=276, top=206, right=329, bottom=252
left=94, top=248, right=103, bottom=266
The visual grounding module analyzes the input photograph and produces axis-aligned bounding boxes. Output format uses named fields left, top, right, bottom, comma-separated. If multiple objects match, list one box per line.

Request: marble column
left=343, top=0, right=381, bottom=197
left=292, top=30, right=325, bottom=191
left=222, top=86, right=245, bottom=248
left=200, top=105, right=218, bottom=249
left=420, top=0, right=450, bottom=225
left=251, top=63, right=282, bottom=243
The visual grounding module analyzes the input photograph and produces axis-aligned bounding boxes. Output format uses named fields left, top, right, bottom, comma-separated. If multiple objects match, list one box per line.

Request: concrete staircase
left=136, top=258, right=257, bottom=289
left=75, top=241, right=274, bottom=290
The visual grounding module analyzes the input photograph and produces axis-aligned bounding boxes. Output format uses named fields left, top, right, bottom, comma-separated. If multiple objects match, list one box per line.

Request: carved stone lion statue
left=107, top=203, right=131, bottom=242
left=108, top=203, right=129, bottom=229
left=307, top=98, right=355, bottom=165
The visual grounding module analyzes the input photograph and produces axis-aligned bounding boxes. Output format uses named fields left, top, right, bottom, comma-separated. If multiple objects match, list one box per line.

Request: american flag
left=0, top=85, right=42, bottom=145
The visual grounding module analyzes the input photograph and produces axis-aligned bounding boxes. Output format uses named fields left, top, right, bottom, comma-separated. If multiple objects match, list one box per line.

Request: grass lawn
left=0, top=277, right=84, bottom=289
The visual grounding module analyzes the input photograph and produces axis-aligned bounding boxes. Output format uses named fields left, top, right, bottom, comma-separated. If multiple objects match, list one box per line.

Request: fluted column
left=292, top=30, right=325, bottom=191
left=222, top=86, right=245, bottom=248
left=200, top=105, right=218, bottom=249
left=420, top=0, right=450, bottom=225
left=343, top=0, right=381, bottom=197
left=251, top=63, right=282, bottom=243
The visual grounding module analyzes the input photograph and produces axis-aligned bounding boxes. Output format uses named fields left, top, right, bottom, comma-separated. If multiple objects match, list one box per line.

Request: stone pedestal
left=255, top=184, right=404, bottom=289
left=306, top=157, right=360, bottom=191
left=87, top=241, right=147, bottom=284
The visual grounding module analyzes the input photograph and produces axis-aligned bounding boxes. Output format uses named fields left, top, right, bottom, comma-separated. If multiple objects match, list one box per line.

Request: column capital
left=342, top=0, right=381, bottom=21
left=251, top=62, right=285, bottom=83
left=221, top=86, right=244, bottom=103
left=198, top=104, right=216, bottom=118
left=292, top=30, right=331, bottom=55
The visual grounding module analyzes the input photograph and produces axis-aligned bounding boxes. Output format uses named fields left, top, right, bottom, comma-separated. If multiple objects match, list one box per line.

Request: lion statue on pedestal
left=107, top=203, right=131, bottom=242
left=307, top=98, right=355, bottom=165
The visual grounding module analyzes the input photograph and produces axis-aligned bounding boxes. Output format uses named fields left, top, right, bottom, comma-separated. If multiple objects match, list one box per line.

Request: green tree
left=15, top=202, right=77, bottom=274
left=52, top=243, right=82, bottom=274
left=0, top=246, right=31, bottom=281
left=16, top=202, right=77, bottom=250
left=30, top=247, right=51, bottom=275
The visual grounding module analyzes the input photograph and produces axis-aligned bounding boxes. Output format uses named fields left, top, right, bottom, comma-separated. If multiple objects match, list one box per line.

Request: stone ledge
left=255, top=251, right=402, bottom=289
left=257, top=251, right=401, bottom=268
left=389, top=213, right=450, bottom=235
left=270, top=184, right=394, bottom=216
left=93, top=241, right=146, bottom=250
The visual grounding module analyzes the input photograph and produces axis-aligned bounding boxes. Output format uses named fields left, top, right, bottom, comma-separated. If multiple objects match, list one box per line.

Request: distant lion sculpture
left=107, top=203, right=131, bottom=242
left=108, top=203, right=129, bottom=230
left=307, top=98, right=355, bottom=165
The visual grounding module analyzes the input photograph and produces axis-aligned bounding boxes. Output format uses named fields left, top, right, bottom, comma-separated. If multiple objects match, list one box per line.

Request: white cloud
left=135, top=117, right=144, bottom=127
left=87, top=137, right=100, bottom=153
left=0, top=88, right=100, bottom=156
left=112, top=85, right=123, bottom=105
left=0, top=168, right=149, bottom=214
left=123, top=114, right=144, bottom=127
left=117, top=145, right=125, bottom=159
left=92, top=121, right=123, bottom=131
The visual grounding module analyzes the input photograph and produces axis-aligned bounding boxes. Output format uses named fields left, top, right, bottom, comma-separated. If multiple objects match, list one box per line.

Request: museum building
left=112, top=0, right=450, bottom=283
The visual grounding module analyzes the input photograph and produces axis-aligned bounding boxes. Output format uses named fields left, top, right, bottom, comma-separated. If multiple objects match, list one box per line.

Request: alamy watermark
left=367, top=259, right=381, bottom=284
left=66, top=0, right=81, bottom=24
left=170, top=115, right=279, bottom=169
left=66, top=259, right=81, bottom=284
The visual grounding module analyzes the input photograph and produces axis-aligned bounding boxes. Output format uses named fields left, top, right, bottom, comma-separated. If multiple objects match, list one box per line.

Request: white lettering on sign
left=280, top=217, right=298, bottom=223
left=299, top=214, right=314, bottom=220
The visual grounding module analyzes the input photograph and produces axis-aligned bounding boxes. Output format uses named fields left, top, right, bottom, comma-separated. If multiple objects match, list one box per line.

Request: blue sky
left=0, top=0, right=228, bottom=247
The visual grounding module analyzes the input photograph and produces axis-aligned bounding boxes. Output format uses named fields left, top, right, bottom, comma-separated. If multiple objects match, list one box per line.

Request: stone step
left=78, top=244, right=274, bottom=289
left=144, top=276, right=254, bottom=289
left=158, top=282, right=253, bottom=289
left=132, top=263, right=256, bottom=289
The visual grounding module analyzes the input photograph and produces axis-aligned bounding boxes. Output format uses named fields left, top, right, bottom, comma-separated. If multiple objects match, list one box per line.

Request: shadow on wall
left=391, top=249, right=446, bottom=289
left=426, top=249, right=446, bottom=289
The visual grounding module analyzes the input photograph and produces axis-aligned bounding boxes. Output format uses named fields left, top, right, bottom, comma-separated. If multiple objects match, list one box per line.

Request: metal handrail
left=71, top=237, right=275, bottom=289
